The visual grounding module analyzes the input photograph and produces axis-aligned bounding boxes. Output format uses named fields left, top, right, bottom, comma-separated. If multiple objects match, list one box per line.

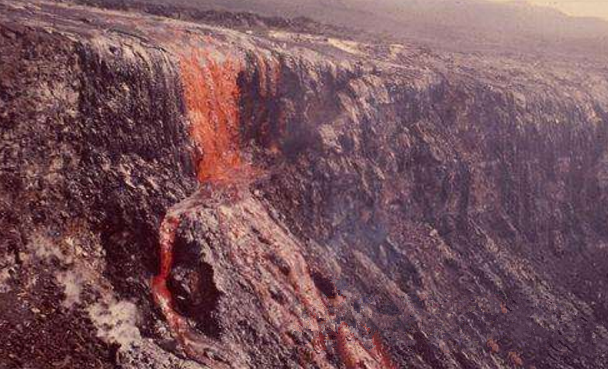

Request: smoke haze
left=489, top=0, right=608, bottom=20
left=74, top=0, right=608, bottom=58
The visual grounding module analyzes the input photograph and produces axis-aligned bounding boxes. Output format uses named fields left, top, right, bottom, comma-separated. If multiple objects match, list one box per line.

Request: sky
left=488, top=0, right=608, bottom=20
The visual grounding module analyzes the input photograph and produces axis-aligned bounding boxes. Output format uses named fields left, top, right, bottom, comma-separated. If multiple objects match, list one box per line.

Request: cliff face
left=2, top=1, right=608, bottom=369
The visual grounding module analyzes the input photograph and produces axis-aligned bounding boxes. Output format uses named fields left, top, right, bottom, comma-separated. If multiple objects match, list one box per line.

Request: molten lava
left=180, top=50, right=247, bottom=183
left=150, top=215, right=182, bottom=329
left=151, top=50, right=396, bottom=368
left=151, top=51, right=249, bottom=367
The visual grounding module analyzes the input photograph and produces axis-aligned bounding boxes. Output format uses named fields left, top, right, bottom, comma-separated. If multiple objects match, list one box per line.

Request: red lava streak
left=151, top=49, right=396, bottom=368
left=151, top=50, right=247, bottom=366
left=180, top=50, right=248, bottom=184
left=151, top=216, right=185, bottom=332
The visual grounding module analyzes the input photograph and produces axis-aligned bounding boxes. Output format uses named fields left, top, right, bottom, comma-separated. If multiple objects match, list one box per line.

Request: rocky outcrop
left=1, top=1, right=608, bottom=368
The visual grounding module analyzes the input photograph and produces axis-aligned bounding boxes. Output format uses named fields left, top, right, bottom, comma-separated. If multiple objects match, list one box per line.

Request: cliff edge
left=2, top=1, right=608, bottom=368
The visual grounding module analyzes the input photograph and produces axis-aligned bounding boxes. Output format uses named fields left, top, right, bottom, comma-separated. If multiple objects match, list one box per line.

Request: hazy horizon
left=78, top=0, right=608, bottom=59
left=488, top=0, right=608, bottom=20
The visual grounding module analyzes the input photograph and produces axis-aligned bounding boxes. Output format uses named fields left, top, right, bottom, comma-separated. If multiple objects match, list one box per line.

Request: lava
left=150, top=215, right=182, bottom=330
left=151, top=51, right=249, bottom=367
left=180, top=50, right=249, bottom=183
left=151, top=49, right=396, bottom=368
left=371, top=331, right=399, bottom=369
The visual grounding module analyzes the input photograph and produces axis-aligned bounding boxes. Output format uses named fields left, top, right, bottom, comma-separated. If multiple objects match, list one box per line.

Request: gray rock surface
left=1, top=1, right=608, bottom=368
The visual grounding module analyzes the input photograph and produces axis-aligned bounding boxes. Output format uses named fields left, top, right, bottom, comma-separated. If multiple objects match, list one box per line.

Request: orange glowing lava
left=180, top=51, right=247, bottom=183
left=151, top=51, right=250, bottom=367
left=151, top=49, right=396, bottom=369
left=151, top=216, right=188, bottom=333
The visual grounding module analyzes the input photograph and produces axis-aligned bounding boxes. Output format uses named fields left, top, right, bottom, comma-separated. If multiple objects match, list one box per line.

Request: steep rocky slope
left=1, top=1, right=608, bottom=368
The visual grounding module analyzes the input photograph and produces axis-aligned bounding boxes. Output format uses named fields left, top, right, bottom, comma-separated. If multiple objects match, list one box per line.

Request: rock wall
left=1, top=1, right=608, bottom=368
left=253, top=57, right=608, bottom=368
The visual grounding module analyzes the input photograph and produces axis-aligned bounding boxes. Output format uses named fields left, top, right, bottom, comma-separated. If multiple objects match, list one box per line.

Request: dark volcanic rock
left=1, top=0, right=608, bottom=368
